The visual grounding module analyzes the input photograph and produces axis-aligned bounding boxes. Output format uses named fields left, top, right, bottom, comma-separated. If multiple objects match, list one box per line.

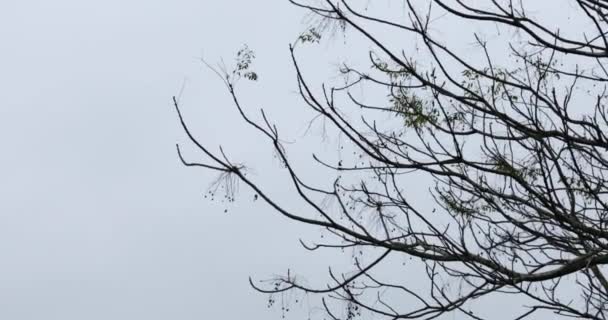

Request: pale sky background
left=0, top=1, right=583, bottom=319
left=0, top=1, right=327, bottom=319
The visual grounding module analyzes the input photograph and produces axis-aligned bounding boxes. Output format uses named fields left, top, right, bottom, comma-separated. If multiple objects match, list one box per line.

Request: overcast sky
left=0, top=1, right=330, bottom=319
left=1, top=0, right=584, bottom=319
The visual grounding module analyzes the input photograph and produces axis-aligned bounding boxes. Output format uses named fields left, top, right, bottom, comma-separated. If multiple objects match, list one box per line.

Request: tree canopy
left=176, top=1, right=608, bottom=319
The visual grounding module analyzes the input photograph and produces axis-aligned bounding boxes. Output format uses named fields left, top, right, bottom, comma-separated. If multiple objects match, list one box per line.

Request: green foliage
left=491, top=155, right=540, bottom=182
left=390, top=89, right=438, bottom=129
left=371, top=56, right=413, bottom=83
left=461, top=67, right=521, bottom=102
left=439, top=192, right=477, bottom=217
left=371, top=56, right=438, bottom=129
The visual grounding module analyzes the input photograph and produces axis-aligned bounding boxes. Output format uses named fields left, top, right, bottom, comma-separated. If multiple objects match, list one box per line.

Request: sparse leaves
left=178, top=1, right=608, bottom=319
left=299, top=28, right=322, bottom=44
left=233, top=44, right=258, bottom=81
left=390, top=89, right=438, bottom=129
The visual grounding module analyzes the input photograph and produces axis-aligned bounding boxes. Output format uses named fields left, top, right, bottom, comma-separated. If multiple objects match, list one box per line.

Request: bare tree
left=175, top=1, right=608, bottom=319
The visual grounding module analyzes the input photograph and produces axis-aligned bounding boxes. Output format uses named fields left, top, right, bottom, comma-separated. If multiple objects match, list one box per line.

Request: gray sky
left=0, top=1, right=325, bottom=319
left=0, top=0, right=582, bottom=319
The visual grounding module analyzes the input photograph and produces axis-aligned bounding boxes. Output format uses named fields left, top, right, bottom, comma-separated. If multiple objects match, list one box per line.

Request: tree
left=175, top=1, right=608, bottom=319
